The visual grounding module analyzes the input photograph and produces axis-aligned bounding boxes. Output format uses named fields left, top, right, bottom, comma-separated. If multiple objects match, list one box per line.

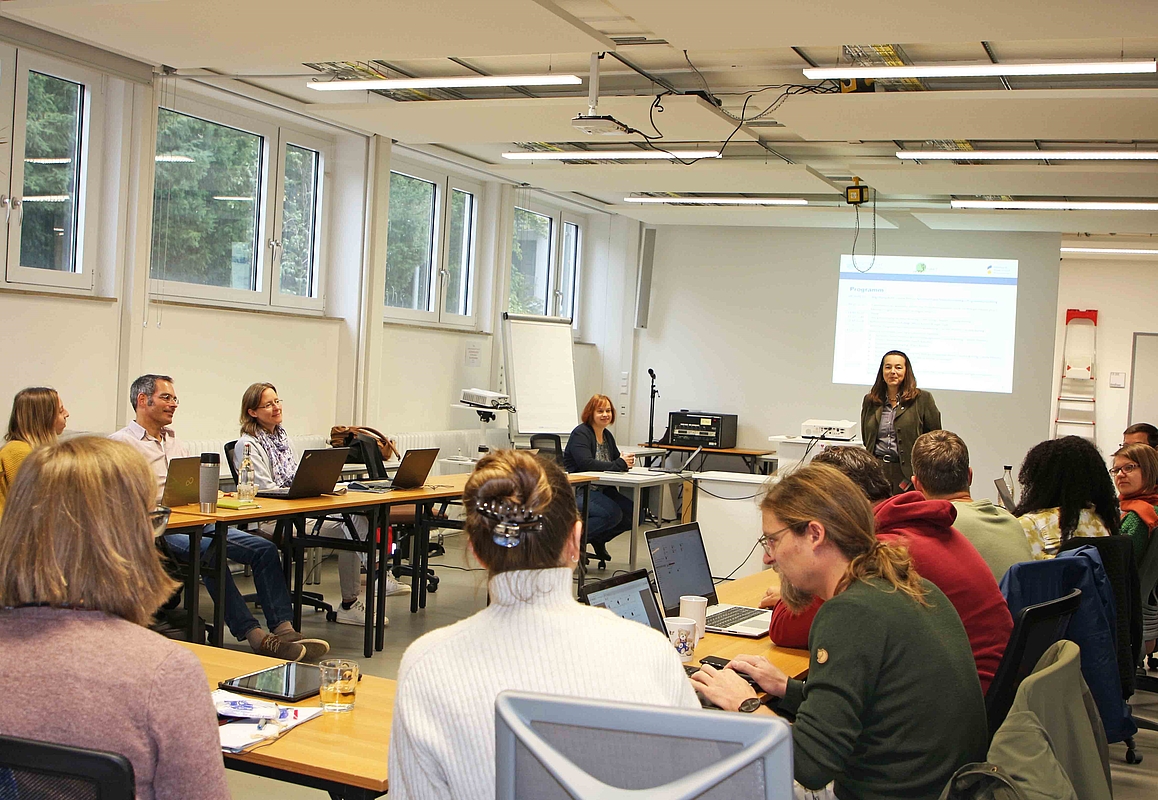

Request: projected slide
left=832, top=255, right=1018, bottom=394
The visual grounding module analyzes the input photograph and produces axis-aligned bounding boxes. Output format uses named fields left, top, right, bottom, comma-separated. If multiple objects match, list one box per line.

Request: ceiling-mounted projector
left=571, top=114, right=630, bottom=135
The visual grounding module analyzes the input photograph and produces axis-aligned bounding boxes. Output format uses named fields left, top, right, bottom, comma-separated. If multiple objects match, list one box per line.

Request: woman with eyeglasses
left=1014, top=436, right=1119, bottom=559
left=389, top=450, right=698, bottom=800
left=1112, top=442, right=1158, bottom=655
left=0, top=437, right=230, bottom=800
left=235, top=382, right=408, bottom=628
left=690, top=464, right=986, bottom=800
left=0, top=387, right=68, bottom=517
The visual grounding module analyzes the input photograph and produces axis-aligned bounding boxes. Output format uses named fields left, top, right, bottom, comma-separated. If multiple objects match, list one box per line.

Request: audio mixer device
left=668, top=411, right=738, bottom=449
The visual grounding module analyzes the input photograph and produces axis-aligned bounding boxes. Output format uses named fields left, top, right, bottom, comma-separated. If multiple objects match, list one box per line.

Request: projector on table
left=461, top=389, right=510, bottom=409
left=801, top=419, right=858, bottom=440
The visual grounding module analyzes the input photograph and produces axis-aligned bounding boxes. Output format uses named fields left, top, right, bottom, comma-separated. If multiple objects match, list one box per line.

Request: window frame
left=5, top=49, right=104, bottom=293
left=383, top=157, right=481, bottom=329
left=508, top=198, right=584, bottom=325
left=149, top=93, right=333, bottom=313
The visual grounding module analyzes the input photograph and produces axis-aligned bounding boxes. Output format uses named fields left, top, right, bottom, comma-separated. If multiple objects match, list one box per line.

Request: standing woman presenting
left=860, top=350, right=942, bottom=495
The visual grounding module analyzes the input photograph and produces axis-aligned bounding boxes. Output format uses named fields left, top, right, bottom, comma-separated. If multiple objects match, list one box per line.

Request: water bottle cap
left=201, top=452, right=221, bottom=464
left=1003, top=465, right=1013, bottom=470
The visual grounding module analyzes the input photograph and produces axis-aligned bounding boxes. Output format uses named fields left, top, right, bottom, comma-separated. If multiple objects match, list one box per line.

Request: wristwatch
left=737, top=697, right=762, bottom=713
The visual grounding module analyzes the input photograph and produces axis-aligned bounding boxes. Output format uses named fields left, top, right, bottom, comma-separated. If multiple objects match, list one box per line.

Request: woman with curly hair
left=1014, top=436, right=1119, bottom=559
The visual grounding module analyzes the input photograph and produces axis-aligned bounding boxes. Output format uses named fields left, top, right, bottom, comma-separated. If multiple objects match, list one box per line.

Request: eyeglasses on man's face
left=758, top=524, right=797, bottom=553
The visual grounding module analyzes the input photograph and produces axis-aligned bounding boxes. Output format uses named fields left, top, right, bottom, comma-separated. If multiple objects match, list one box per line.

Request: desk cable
left=714, top=539, right=762, bottom=585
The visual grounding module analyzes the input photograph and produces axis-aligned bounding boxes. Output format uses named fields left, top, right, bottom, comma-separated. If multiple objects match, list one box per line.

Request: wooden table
left=691, top=569, right=811, bottom=680
left=640, top=443, right=776, bottom=475
left=185, top=642, right=392, bottom=799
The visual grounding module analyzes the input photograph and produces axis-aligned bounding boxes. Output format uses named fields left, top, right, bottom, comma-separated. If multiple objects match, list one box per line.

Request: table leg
left=293, top=517, right=306, bottom=630
left=376, top=505, right=392, bottom=652
left=577, top=483, right=590, bottom=591
left=418, top=502, right=430, bottom=610
left=186, top=525, right=201, bottom=643
left=629, top=485, right=641, bottom=571
left=212, top=521, right=228, bottom=647
left=362, top=506, right=377, bottom=659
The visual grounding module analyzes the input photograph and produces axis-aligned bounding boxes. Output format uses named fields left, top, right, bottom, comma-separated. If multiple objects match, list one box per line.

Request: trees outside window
left=509, top=202, right=583, bottom=321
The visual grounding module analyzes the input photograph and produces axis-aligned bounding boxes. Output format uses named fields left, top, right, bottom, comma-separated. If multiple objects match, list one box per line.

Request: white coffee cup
left=664, top=616, right=697, bottom=663
left=679, top=595, right=708, bottom=642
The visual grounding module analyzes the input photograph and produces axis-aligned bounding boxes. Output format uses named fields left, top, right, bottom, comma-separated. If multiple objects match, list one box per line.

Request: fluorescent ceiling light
left=898, top=150, right=1158, bottom=161
left=501, top=150, right=720, bottom=161
left=623, top=196, right=808, bottom=206
left=155, top=154, right=195, bottom=163
left=308, top=74, right=582, bottom=91
left=953, top=200, right=1158, bottom=210
left=1061, top=246, right=1158, bottom=255
left=212, top=196, right=255, bottom=201
left=21, top=195, right=69, bottom=203
left=805, top=60, right=1156, bottom=80
left=25, top=157, right=71, bottom=164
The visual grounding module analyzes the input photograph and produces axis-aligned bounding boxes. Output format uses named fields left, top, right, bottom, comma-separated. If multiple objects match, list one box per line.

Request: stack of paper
left=212, top=689, right=322, bottom=753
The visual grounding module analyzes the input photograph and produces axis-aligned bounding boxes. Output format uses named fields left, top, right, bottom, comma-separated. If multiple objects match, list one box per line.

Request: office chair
left=0, top=733, right=135, bottom=799
left=529, top=433, right=565, bottom=467
left=224, top=439, right=336, bottom=620
left=984, top=588, right=1081, bottom=739
left=495, top=691, right=793, bottom=799
left=356, top=433, right=441, bottom=594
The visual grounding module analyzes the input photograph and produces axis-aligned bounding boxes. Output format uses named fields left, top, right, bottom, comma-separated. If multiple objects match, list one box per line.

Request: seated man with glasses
left=110, top=374, right=328, bottom=661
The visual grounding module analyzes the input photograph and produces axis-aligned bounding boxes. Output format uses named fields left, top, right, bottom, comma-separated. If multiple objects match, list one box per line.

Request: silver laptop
left=161, top=456, right=202, bottom=507
left=646, top=522, right=772, bottom=638
left=647, top=446, right=703, bottom=475
left=578, top=569, right=669, bottom=636
left=994, top=478, right=1016, bottom=510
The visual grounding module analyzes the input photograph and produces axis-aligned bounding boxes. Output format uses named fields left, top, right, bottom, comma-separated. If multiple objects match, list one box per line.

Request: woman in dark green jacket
left=860, top=350, right=941, bottom=494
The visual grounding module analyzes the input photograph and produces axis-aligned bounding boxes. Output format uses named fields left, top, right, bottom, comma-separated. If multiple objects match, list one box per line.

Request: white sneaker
left=335, top=598, right=369, bottom=626
left=383, top=572, right=412, bottom=596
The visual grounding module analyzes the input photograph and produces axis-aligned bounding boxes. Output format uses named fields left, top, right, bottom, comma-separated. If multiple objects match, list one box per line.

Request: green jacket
left=860, top=389, right=942, bottom=480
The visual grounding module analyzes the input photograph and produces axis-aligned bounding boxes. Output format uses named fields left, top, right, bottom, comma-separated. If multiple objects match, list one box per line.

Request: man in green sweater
left=691, top=464, right=987, bottom=800
left=910, top=430, right=1032, bottom=583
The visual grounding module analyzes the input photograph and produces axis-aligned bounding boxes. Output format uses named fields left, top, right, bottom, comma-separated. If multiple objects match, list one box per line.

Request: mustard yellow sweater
left=0, top=440, right=32, bottom=517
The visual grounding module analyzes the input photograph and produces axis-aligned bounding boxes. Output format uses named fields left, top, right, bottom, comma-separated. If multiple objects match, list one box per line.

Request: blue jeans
left=163, top=527, right=294, bottom=640
left=577, top=487, right=634, bottom=546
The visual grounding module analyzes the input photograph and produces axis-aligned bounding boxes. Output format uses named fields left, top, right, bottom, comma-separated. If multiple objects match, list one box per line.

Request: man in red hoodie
left=763, top=447, right=1012, bottom=693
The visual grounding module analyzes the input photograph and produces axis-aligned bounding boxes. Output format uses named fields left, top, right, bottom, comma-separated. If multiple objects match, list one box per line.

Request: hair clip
left=476, top=500, right=544, bottom=548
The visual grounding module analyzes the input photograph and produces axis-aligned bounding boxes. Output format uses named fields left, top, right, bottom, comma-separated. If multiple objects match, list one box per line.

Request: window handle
left=11, top=197, right=22, bottom=226
left=268, top=238, right=282, bottom=259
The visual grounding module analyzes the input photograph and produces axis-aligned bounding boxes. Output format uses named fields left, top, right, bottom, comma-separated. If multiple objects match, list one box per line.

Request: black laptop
left=256, top=447, right=350, bottom=499
left=350, top=447, right=439, bottom=491
left=579, top=569, right=669, bottom=635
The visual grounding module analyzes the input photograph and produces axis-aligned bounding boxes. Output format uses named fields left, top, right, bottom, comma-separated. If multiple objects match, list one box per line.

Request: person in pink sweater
left=0, top=437, right=230, bottom=800
left=764, top=447, right=1012, bottom=692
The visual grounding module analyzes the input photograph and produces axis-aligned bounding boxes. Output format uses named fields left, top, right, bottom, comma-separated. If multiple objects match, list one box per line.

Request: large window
left=384, top=160, right=479, bottom=326
left=149, top=96, right=330, bottom=310
left=2, top=49, right=104, bottom=292
left=509, top=202, right=583, bottom=320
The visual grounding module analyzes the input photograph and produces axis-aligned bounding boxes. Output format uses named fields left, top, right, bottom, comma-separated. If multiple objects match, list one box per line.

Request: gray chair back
left=0, top=733, right=135, bottom=799
left=495, top=691, right=792, bottom=800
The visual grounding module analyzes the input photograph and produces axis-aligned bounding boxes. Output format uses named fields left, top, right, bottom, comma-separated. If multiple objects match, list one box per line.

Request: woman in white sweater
left=389, top=450, right=700, bottom=800
left=234, top=382, right=409, bottom=628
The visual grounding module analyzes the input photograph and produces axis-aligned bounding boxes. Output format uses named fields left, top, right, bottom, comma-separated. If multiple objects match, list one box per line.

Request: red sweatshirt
left=767, top=492, right=1011, bottom=693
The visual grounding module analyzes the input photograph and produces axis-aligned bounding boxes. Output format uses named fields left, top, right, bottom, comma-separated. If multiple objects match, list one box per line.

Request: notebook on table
left=646, top=522, right=772, bottom=638
left=257, top=447, right=350, bottom=499
left=161, top=456, right=202, bottom=507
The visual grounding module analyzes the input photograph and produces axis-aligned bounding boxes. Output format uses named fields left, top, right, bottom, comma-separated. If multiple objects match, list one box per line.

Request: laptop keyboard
left=706, top=606, right=765, bottom=629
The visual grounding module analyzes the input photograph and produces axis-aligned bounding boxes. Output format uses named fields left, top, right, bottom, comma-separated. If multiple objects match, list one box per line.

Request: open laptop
left=350, top=447, right=439, bottom=491
left=579, top=569, right=669, bottom=636
left=646, top=522, right=772, bottom=638
left=161, top=456, right=202, bottom=507
left=257, top=447, right=350, bottom=499
left=994, top=478, right=1016, bottom=511
left=648, top=446, right=703, bottom=475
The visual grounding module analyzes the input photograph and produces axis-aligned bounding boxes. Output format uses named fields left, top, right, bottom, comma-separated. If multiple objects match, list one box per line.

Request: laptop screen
left=647, top=523, right=720, bottom=615
left=580, top=571, right=667, bottom=636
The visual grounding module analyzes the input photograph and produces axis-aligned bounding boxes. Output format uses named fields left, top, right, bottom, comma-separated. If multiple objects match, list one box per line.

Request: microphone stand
left=647, top=372, right=659, bottom=446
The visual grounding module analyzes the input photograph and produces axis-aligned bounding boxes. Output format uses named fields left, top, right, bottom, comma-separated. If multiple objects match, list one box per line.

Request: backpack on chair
left=329, top=426, right=400, bottom=463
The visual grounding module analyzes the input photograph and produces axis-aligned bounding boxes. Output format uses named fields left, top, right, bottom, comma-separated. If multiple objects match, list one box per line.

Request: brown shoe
left=254, top=632, right=305, bottom=661
left=276, top=629, right=330, bottom=662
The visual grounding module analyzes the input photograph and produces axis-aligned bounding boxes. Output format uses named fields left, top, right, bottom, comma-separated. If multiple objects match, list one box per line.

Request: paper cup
left=665, top=616, right=698, bottom=663
left=679, top=595, right=708, bottom=642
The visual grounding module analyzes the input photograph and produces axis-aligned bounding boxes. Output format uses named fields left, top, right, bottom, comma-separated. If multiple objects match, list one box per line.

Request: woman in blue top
left=562, top=394, right=635, bottom=566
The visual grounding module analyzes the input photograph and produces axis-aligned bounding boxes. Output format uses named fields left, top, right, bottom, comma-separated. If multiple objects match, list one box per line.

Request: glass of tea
left=318, top=658, right=359, bottom=712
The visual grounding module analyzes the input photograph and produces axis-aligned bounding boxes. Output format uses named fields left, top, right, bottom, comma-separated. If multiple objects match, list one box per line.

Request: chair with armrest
left=495, top=690, right=793, bottom=800
left=529, top=434, right=565, bottom=467
left=0, top=733, right=135, bottom=799
left=985, top=588, right=1081, bottom=739
left=356, top=433, right=442, bottom=594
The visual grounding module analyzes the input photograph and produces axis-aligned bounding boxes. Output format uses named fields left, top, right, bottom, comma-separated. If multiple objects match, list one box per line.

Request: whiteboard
left=502, top=315, right=579, bottom=435
left=1129, top=333, right=1158, bottom=425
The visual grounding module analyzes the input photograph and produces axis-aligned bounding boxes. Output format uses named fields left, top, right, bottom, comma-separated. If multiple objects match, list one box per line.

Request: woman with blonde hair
left=691, top=464, right=986, bottom=800
left=0, top=386, right=68, bottom=516
left=0, top=437, right=229, bottom=800
left=389, top=450, right=698, bottom=800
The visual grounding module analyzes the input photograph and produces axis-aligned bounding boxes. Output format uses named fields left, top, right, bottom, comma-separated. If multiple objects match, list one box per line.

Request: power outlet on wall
left=1109, top=372, right=1127, bottom=389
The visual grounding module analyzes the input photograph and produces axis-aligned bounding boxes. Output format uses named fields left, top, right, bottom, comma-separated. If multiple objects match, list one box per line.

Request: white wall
left=633, top=219, right=1061, bottom=501
left=1053, top=255, right=1158, bottom=457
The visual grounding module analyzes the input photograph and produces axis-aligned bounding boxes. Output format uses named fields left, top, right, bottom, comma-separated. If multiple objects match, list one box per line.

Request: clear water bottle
left=237, top=443, right=257, bottom=504
left=1001, top=465, right=1015, bottom=508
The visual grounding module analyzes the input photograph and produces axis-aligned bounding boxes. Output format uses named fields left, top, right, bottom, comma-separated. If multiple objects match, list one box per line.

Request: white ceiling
left=7, top=0, right=1158, bottom=232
